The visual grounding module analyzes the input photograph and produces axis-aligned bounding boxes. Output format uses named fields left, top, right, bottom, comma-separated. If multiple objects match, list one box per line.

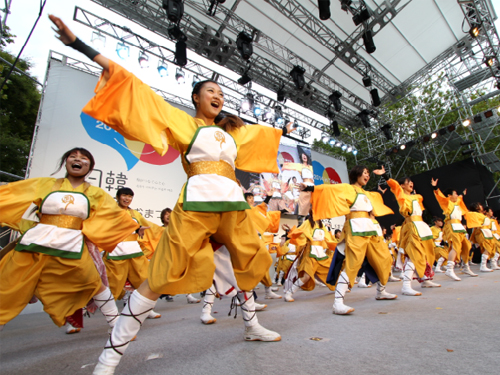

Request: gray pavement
left=1, top=266, right=499, bottom=375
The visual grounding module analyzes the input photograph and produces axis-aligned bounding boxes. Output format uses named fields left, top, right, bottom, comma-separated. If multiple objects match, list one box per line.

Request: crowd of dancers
left=0, top=15, right=499, bottom=375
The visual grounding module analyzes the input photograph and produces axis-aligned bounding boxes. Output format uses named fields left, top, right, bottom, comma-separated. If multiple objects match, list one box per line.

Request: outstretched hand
left=282, top=224, right=291, bottom=231
left=49, top=15, right=76, bottom=45
left=373, top=165, right=386, bottom=176
left=431, top=178, right=438, bottom=187
left=286, top=121, right=296, bottom=134
left=137, top=226, right=150, bottom=238
left=463, top=188, right=467, bottom=196
left=298, top=183, right=308, bottom=191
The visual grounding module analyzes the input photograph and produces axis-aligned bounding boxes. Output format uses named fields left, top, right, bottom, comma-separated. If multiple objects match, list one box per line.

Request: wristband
left=69, top=37, right=100, bottom=61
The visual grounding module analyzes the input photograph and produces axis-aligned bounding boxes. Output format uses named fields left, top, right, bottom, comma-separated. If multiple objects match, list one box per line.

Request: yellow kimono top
left=466, top=212, right=493, bottom=240
left=292, top=220, right=337, bottom=261
left=392, top=226, right=401, bottom=245
left=82, top=60, right=283, bottom=212
left=433, top=189, right=468, bottom=233
left=430, top=225, right=443, bottom=247
left=0, top=178, right=138, bottom=258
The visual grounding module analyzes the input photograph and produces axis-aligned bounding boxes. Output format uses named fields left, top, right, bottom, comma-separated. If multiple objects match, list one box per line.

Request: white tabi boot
left=490, top=253, right=500, bottom=270
left=237, top=291, right=281, bottom=342
left=65, top=322, right=81, bottom=334
left=444, top=261, right=461, bottom=281
left=401, top=261, right=422, bottom=296
left=434, top=257, right=446, bottom=273
left=357, top=273, right=371, bottom=288
left=462, top=262, right=478, bottom=277
left=93, top=291, right=157, bottom=375
left=200, top=286, right=217, bottom=324
left=332, top=272, right=355, bottom=315
left=375, top=282, right=397, bottom=300
left=276, top=271, right=284, bottom=286
left=388, top=269, right=401, bottom=282
left=186, top=294, right=201, bottom=303
left=420, top=276, right=441, bottom=288
left=265, top=286, right=282, bottom=299
left=284, top=279, right=304, bottom=302
left=93, top=287, right=119, bottom=330
left=480, top=253, right=493, bottom=272
left=147, top=310, right=161, bottom=319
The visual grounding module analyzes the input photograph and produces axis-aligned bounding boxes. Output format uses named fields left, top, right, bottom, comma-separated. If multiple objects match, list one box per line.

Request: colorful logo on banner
left=312, top=160, right=342, bottom=185
left=80, top=113, right=180, bottom=170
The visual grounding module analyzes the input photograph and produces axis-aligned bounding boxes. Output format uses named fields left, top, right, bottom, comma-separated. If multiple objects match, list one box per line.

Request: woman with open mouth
left=0, top=148, right=139, bottom=336
left=49, top=14, right=296, bottom=375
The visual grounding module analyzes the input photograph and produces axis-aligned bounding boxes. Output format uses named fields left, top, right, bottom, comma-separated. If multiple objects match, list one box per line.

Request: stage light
left=461, top=140, right=473, bottom=146
left=253, top=104, right=262, bottom=117
left=329, top=91, right=342, bottom=112
left=392, top=147, right=398, bottom=154
left=340, top=0, right=352, bottom=11
left=192, top=74, right=200, bottom=87
left=163, top=0, right=184, bottom=23
left=431, top=132, right=437, bottom=138
left=237, top=72, right=252, bottom=85
left=326, top=108, right=336, bottom=120
left=423, top=135, right=431, bottom=143
left=116, top=41, right=130, bottom=60
left=318, top=0, right=331, bottom=21
left=341, top=144, right=348, bottom=151
left=370, top=88, right=381, bottom=107
left=274, top=105, right=284, bottom=125
left=469, top=24, right=480, bottom=38
left=484, top=109, right=494, bottom=118
left=236, top=31, right=253, bottom=60
left=380, top=124, right=392, bottom=140
left=473, top=115, right=482, bottom=123
left=157, top=60, right=168, bottom=77
left=362, top=76, right=372, bottom=87
left=406, top=140, right=415, bottom=149
left=357, top=110, right=371, bottom=128
left=240, top=93, right=254, bottom=112
left=362, top=30, right=376, bottom=54
left=290, top=65, right=306, bottom=90
left=175, top=40, right=187, bottom=66
left=335, top=141, right=342, bottom=147
left=447, top=124, right=456, bottom=132
left=331, top=120, right=341, bottom=136
left=439, top=128, right=447, bottom=135
left=175, top=67, right=185, bottom=84
left=168, top=25, right=187, bottom=42
left=462, top=119, right=471, bottom=126
left=352, top=149, right=358, bottom=155
left=138, top=51, right=149, bottom=69
left=347, top=146, right=353, bottom=152
left=263, top=107, right=273, bottom=121
left=462, top=149, right=474, bottom=155
left=277, top=87, right=286, bottom=102
left=353, top=7, right=370, bottom=26
left=91, top=31, right=106, bottom=51
left=328, top=138, right=335, bottom=146
left=400, top=144, right=406, bottom=150
left=275, top=116, right=284, bottom=126
left=485, top=57, right=494, bottom=67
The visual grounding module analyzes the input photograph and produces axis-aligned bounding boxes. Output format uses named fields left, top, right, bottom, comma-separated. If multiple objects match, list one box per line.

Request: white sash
left=413, top=221, right=433, bottom=240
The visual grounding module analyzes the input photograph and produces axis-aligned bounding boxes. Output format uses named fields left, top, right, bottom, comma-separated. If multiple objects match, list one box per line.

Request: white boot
left=147, top=310, right=161, bottom=319
left=93, top=291, right=157, bottom=374
left=420, top=277, right=441, bottom=288
left=401, top=261, right=422, bottom=296
left=254, top=302, right=267, bottom=311
left=265, top=286, right=282, bottom=299
left=480, top=253, right=493, bottom=272
left=237, top=291, right=281, bottom=341
left=375, top=282, right=397, bottom=300
left=200, top=286, right=216, bottom=324
left=276, top=271, right=284, bottom=286
left=434, top=257, right=446, bottom=273
left=388, top=270, right=401, bottom=282
left=462, top=263, right=478, bottom=277
left=186, top=294, right=201, bottom=303
left=284, top=279, right=304, bottom=302
left=65, top=322, right=81, bottom=334
left=490, top=254, right=500, bottom=270
left=357, top=273, right=371, bottom=288
left=444, top=260, right=461, bottom=281
left=93, top=287, right=120, bottom=329
left=332, top=272, right=355, bottom=314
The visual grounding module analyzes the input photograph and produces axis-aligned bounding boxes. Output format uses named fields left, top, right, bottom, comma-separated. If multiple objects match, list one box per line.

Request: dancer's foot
left=244, top=323, right=281, bottom=341
left=388, top=275, right=401, bottom=282
left=200, top=312, right=216, bottom=325
left=187, top=294, right=201, bottom=304
left=93, top=361, right=115, bottom=375
left=65, top=322, right=81, bottom=334
left=284, top=291, right=294, bottom=302
left=421, top=280, right=441, bottom=288
left=147, top=310, right=161, bottom=319
left=265, top=290, right=282, bottom=299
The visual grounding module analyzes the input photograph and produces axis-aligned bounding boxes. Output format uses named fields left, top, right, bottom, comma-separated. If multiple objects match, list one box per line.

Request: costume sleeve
left=133, top=211, right=165, bottom=259
left=324, top=230, right=338, bottom=251
left=365, top=191, right=394, bottom=217
left=310, top=184, right=353, bottom=221
left=266, top=210, right=281, bottom=233
left=247, top=203, right=271, bottom=234
left=457, top=196, right=468, bottom=214
left=231, top=125, right=282, bottom=173
left=386, top=179, right=406, bottom=207
left=0, top=178, right=54, bottom=226
left=82, top=188, right=139, bottom=252
left=433, top=189, right=450, bottom=213
left=82, top=60, right=198, bottom=156
left=464, top=212, right=485, bottom=229
left=288, top=223, right=308, bottom=248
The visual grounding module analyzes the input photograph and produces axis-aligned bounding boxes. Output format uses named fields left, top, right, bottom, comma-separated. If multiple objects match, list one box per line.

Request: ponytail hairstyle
left=52, top=147, right=95, bottom=177
left=307, top=208, right=323, bottom=228
left=191, top=80, right=245, bottom=133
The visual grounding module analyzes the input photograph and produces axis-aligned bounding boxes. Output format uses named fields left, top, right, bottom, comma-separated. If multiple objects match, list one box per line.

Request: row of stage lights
left=320, top=134, right=358, bottom=155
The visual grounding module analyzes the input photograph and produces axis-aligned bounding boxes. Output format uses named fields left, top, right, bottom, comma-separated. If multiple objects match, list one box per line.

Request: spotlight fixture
left=326, top=108, right=336, bottom=120
left=253, top=103, right=262, bottom=117
left=168, top=25, right=187, bottom=42
left=462, top=119, right=471, bottom=126
left=115, top=41, right=130, bottom=60
left=321, top=133, right=331, bottom=143
left=352, top=149, right=358, bottom=155
left=290, top=65, right=306, bottom=90
left=207, top=0, right=226, bottom=17
left=439, top=128, right=447, bottom=136
left=236, top=31, right=253, bottom=60
left=485, top=56, right=495, bottom=67
left=406, top=140, right=415, bottom=149
left=340, top=0, right=352, bottom=11
left=274, top=105, right=284, bottom=125
left=400, top=144, right=406, bottom=150
left=329, top=91, right=342, bottom=112
left=423, top=134, right=431, bottom=143
left=174, top=40, right=187, bottom=66
left=447, top=124, right=456, bottom=132
left=277, top=86, right=286, bottom=102
left=380, top=124, right=392, bottom=140
left=263, top=107, right=273, bottom=122
left=461, top=140, right=473, bottom=146
left=175, top=67, right=185, bottom=84
left=157, top=60, right=168, bottom=77
left=362, top=30, right=376, bottom=54
left=357, top=109, right=371, bottom=128
left=328, top=138, right=335, bottom=146
left=370, top=88, right=380, bottom=107
left=335, top=141, right=342, bottom=147
left=192, top=74, right=200, bottom=88
left=237, top=72, right=252, bottom=85
left=341, top=144, right=348, bottom=151
left=469, top=24, right=480, bottom=38
left=317, top=0, right=331, bottom=21
left=392, top=147, right=398, bottom=154
left=473, top=115, right=482, bottom=123
left=431, top=132, right=438, bottom=139
left=91, top=31, right=106, bottom=50
left=462, top=149, right=474, bottom=155
left=484, top=110, right=494, bottom=118
left=162, top=0, right=184, bottom=24
left=240, top=93, right=254, bottom=112
left=346, top=146, right=353, bottom=152
left=362, top=76, right=372, bottom=87
left=353, top=7, right=370, bottom=26
left=138, top=51, right=149, bottom=69
left=331, top=120, right=341, bottom=137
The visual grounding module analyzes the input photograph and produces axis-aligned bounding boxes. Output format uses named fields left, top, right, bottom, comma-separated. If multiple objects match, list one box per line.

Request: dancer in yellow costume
left=283, top=213, right=337, bottom=302
left=275, top=229, right=299, bottom=286
left=485, top=207, right=500, bottom=269
left=304, top=165, right=397, bottom=315
left=431, top=179, right=477, bottom=280
left=103, top=187, right=163, bottom=320
left=49, top=14, right=295, bottom=373
left=467, top=203, right=496, bottom=272
left=0, top=148, right=138, bottom=332
left=430, top=217, right=449, bottom=273
left=383, top=170, right=441, bottom=296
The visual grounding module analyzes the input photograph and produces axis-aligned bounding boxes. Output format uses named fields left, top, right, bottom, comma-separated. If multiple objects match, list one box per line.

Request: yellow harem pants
left=471, top=229, right=495, bottom=257
left=297, top=244, right=335, bottom=291
left=148, top=203, right=272, bottom=295
left=0, top=249, right=101, bottom=327
left=400, top=219, right=435, bottom=278
left=103, top=254, right=149, bottom=300
left=443, top=221, right=471, bottom=263
left=277, top=257, right=294, bottom=275
left=342, top=221, right=392, bottom=288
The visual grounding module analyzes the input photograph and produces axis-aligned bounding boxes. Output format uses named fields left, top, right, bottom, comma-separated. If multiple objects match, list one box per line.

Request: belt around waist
left=39, top=214, right=83, bottom=230
left=186, top=161, right=237, bottom=183
left=311, top=241, right=324, bottom=247
left=406, top=215, right=423, bottom=222
left=448, top=219, right=462, bottom=224
left=347, top=211, right=370, bottom=219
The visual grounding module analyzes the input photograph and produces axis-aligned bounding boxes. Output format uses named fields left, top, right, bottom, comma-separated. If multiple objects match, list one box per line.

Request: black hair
left=443, top=188, right=457, bottom=197
left=433, top=216, right=443, bottom=223
left=160, top=207, right=172, bottom=225
left=297, top=146, right=312, bottom=166
left=116, top=187, right=134, bottom=198
left=334, top=229, right=341, bottom=235
left=469, top=202, right=483, bottom=213
left=397, top=176, right=412, bottom=185
left=349, top=165, right=368, bottom=184
left=307, top=208, right=323, bottom=228
left=244, top=192, right=254, bottom=200
left=52, top=147, right=95, bottom=177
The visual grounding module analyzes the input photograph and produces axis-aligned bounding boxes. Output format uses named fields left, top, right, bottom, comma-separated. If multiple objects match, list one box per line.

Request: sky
left=3, top=0, right=500, bottom=144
